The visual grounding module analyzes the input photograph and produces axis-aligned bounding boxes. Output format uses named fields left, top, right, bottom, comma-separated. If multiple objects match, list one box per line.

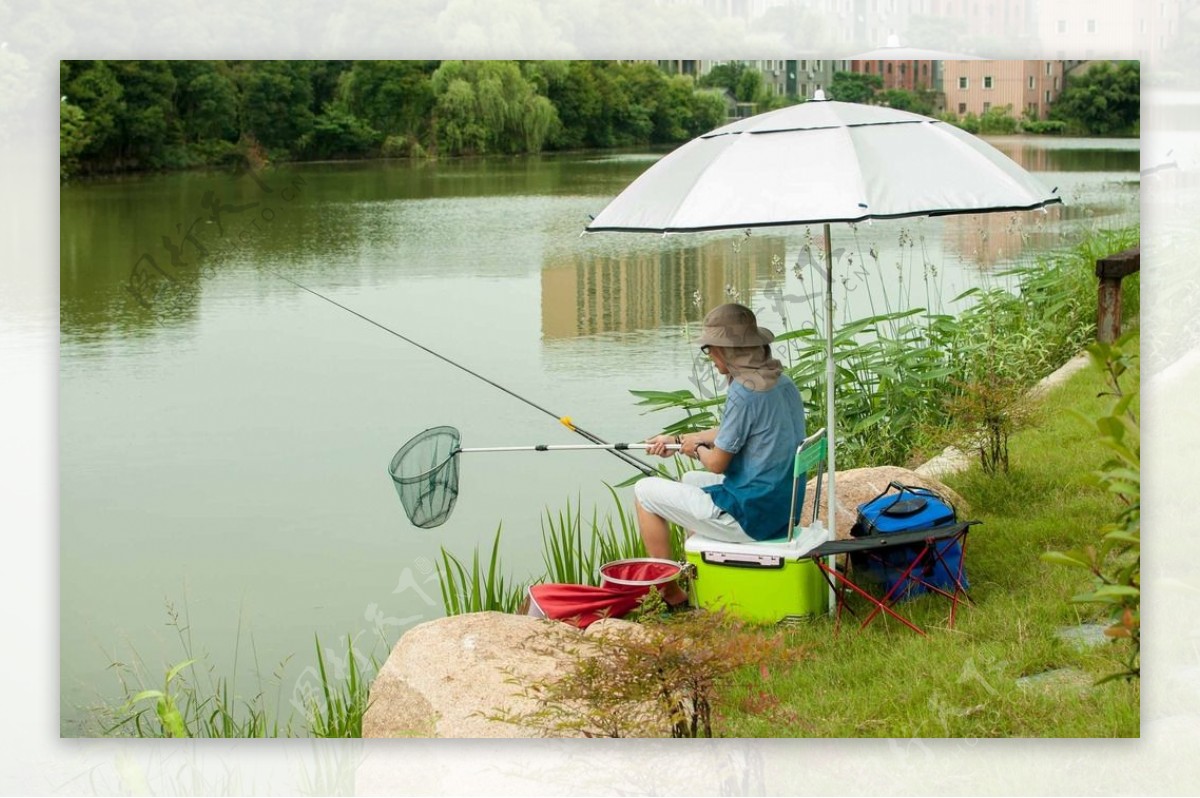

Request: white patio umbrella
left=585, top=92, right=1061, bottom=550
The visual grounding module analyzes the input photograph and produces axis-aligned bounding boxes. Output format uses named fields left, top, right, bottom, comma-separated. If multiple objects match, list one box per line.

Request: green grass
left=713, top=335, right=1140, bottom=737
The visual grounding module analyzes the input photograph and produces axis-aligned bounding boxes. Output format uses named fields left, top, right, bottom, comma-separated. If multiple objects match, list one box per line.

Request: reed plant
left=437, top=481, right=690, bottom=616
left=542, top=486, right=648, bottom=586
left=97, top=601, right=382, bottom=738
left=631, top=224, right=1139, bottom=471
left=436, top=525, right=529, bottom=614
left=304, top=635, right=374, bottom=737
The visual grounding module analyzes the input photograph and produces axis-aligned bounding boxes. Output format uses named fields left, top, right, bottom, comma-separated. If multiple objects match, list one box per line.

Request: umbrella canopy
left=585, top=95, right=1061, bottom=563
left=586, top=98, right=1058, bottom=233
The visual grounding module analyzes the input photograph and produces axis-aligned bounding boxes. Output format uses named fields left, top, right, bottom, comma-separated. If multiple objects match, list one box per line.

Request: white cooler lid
left=684, top=523, right=829, bottom=561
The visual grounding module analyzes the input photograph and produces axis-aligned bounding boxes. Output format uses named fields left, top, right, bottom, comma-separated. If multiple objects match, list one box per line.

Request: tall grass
left=98, top=602, right=380, bottom=738
left=436, top=525, right=529, bottom=614
left=306, top=635, right=373, bottom=738
left=436, top=483, right=688, bottom=616
left=542, top=486, right=647, bottom=586
left=632, top=224, right=1139, bottom=469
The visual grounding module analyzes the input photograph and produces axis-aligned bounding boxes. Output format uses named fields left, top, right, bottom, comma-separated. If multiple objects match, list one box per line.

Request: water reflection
left=541, top=236, right=786, bottom=338
left=989, top=137, right=1141, bottom=173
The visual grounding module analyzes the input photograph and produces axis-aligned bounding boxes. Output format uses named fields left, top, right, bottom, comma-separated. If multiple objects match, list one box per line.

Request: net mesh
left=389, top=426, right=461, bottom=529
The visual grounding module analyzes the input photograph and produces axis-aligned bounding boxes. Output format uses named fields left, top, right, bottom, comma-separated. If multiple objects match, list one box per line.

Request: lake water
left=58, top=136, right=1138, bottom=734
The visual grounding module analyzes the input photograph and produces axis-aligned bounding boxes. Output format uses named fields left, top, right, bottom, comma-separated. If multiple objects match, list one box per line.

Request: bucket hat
left=695, top=303, right=775, bottom=348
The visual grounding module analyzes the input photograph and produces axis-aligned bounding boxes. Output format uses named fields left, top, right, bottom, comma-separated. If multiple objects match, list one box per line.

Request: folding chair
left=806, top=521, right=978, bottom=636
left=787, top=428, right=828, bottom=540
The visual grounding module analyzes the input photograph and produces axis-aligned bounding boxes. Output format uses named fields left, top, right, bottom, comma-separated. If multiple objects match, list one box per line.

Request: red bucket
left=598, top=558, right=683, bottom=589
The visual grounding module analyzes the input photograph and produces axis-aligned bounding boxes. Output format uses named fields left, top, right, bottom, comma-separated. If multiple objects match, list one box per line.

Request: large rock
left=362, top=611, right=655, bottom=738
left=799, top=465, right=969, bottom=540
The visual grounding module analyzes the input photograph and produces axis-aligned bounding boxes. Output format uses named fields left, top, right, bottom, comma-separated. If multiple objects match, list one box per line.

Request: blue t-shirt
left=703, top=378, right=807, bottom=541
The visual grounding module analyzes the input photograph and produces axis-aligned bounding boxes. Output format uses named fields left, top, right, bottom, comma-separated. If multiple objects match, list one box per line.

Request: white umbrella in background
left=585, top=92, right=1061, bottom=551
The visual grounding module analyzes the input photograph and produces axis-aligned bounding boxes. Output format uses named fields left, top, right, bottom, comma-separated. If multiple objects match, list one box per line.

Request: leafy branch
left=1041, top=330, right=1139, bottom=683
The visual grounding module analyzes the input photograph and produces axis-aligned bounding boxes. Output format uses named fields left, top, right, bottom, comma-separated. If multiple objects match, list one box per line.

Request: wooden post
left=1095, top=247, right=1140, bottom=344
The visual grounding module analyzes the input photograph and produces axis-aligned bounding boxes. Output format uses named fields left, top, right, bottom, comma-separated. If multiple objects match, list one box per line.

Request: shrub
left=1021, top=119, right=1067, bottom=135
left=490, top=605, right=793, bottom=737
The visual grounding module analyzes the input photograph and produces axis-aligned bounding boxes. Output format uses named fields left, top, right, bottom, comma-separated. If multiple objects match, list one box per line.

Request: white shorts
left=633, top=471, right=757, bottom=544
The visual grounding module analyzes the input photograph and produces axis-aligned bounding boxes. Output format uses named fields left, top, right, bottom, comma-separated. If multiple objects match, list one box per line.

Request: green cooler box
left=684, top=534, right=828, bottom=623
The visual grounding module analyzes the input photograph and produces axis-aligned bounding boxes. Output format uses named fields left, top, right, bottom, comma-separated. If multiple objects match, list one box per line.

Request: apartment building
left=850, top=58, right=939, bottom=91
left=941, top=59, right=1063, bottom=120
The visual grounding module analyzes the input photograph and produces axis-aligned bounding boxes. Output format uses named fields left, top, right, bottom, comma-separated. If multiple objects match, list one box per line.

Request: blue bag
left=849, top=482, right=966, bottom=599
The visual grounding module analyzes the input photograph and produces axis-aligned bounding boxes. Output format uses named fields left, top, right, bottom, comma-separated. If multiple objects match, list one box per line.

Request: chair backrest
left=793, top=432, right=827, bottom=479
left=788, top=428, right=828, bottom=539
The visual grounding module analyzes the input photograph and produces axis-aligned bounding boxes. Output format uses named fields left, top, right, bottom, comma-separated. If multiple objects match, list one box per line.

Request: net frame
left=389, top=426, right=462, bottom=529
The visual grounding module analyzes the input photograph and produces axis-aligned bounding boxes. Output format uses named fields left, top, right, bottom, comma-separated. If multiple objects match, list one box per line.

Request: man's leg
left=633, top=479, right=692, bottom=606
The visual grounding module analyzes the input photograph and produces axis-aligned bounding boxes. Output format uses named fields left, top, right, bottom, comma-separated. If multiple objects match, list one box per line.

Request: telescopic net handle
left=390, top=427, right=685, bottom=529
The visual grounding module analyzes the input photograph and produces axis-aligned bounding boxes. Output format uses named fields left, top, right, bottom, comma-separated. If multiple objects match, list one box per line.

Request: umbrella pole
left=823, top=222, right=837, bottom=615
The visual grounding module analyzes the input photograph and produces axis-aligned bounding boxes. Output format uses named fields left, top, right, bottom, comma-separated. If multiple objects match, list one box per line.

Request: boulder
left=363, top=611, right=666, bottom=738
left=800, top=465, right=968, bottom=540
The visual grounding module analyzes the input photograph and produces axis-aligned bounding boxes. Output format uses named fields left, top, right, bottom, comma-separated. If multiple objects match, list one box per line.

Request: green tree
left=698, top=62, right=747, bottom=93
left=339, top=60, right=437, bottom=139
left=697, top=61, right=774, bottom=106
left=878, top=87, right=936, bottom=116
left=309, top=61, right=354, bottom=115
left=527, top=60, right=599, bottom=149
left=109, top=60, right=179, bottom=167
left=169, top=61, right=239, bottom=144
left=1050, top=61, right=1140, bottom=136
left=59, top=100, right=91, bottom=180
left=830, top=71, right=882, bottom=104
left=61, top=60, right=125, bottom=164
left=236, top=61, right=315, bottom=156
left=618, top=62, right=690, bottom=142
left=689, top=89, right=729, bottom=134
left=430, top=60, right=559, bottom=155
left=298, top=106, right=380, bottom=160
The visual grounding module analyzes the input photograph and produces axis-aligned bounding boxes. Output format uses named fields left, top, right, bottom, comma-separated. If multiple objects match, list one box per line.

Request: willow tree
left=430, top=60, right=560, bottom=156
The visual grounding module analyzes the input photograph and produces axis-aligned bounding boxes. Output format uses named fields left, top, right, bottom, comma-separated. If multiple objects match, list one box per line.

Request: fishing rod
left=261, top=266, right=660, bottom=477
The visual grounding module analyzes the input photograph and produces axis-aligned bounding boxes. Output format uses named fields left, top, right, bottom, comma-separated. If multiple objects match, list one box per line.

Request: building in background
left=940, top=59, right=1063, bottom=120
left=792, top=59, right=853, bottom=98
left=653, top=57, right=1079, bottom=122
left=849, top=58, right=938, bottom=91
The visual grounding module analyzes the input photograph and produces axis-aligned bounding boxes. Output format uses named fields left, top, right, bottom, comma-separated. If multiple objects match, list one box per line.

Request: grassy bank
left=714, top=336, right=1139, bottom=737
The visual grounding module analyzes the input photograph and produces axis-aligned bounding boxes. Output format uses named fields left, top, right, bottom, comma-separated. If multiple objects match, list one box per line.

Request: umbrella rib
left=704, top=120, right=934, bottom=139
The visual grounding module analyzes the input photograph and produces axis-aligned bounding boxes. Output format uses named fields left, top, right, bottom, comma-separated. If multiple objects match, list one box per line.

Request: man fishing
left=634, top=303, right=807, bottom=608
